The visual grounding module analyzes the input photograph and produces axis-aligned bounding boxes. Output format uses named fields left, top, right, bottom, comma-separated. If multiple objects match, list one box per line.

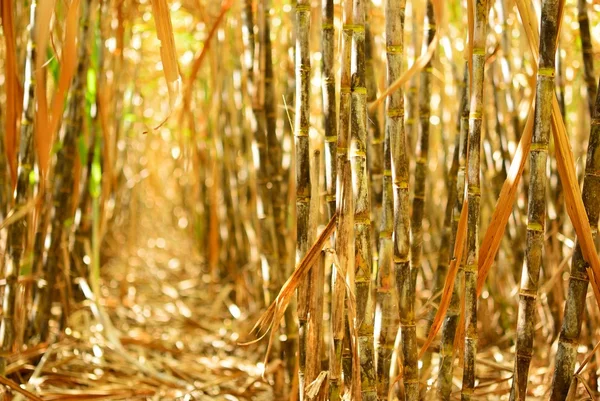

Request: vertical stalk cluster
left=462, top=1, right=489, bottom=400
left=350, top=1, right=376, bottom=399
left=384, top=0, right=415, bottom=399
left=332, top=1, right=354, bottom=399
left=0, top=0, right=38, bottom=367
left=510, top=1, right=559, bottom=400
left=254, top=0, right=279, bottom=306
left=31, top=0, right=94, bottom=341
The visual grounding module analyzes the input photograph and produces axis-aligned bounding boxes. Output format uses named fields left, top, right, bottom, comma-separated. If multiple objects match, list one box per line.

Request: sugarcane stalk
left=423, top=122, right=459, bottom=377
left=322, top=0, right=336, bottom=220
left=462, top=1, right=489, bottom=399
left=578, top=0, right=595, bottom=120
left=549, top=79, right=600, bottom=401
left=375, top=76, right=397, bottom=399
left=409, top=0, right=435, bottom=297
left=331, top=1, right=354, bottom=399
left=295, top=0, right=312, bottom=398
left=510, top=1, right=559, bottom=399
left=306, top=150, right=324, bottom=396
left=350, top=1, right=376, bottom=399
left=405, top=0, right=420, bottom=154
left=438, top=63, right=469, bottom=400
left=72, top=7, right=104, bottom=300
left=385, top=0, right=415, bottom=399
left=375, top=1, right=404, bottom=386
left=366, top=9, right=383, bottom=241
left=0, top=0, right=38, bottom=370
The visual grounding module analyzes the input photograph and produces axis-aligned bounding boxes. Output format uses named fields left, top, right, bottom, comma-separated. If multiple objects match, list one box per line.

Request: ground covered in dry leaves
left=3, top=162, right=271, bottom=401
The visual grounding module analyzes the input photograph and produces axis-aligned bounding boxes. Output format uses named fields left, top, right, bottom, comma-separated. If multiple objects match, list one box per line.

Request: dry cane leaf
left=477, top=0, right=566, bottom=295
left=368, top=0, right=443, bottom=113
left=305, top=371, right=328, bottom=399
left=149, top=0, right=182, bottom=131
left=551, top=98, right=600, bottom=309
left=0, top=375, right=43, bottom=401
left=419, top=197, right=468, bottom=358
left=477, top=104, right=535, bottom=295
left=512, top=1, right=600, bottom=307
left=180, top=0, right=233, bottom=123
left=46, top=0, right=81, bottom=175
left=240, top=214, right=337, bottom=369
left=0, top=195, right=39, bottom=230
left=34, top=0, right=56, bottom=177
left=1, top=0, right=21, bottom=184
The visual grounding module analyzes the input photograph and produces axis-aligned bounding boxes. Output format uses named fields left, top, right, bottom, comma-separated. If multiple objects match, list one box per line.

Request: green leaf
left=77, top=136, right=88, bottom=166
left=52, top=140, right=63, bottom=155
left=28, top=169, right=39, bottom=186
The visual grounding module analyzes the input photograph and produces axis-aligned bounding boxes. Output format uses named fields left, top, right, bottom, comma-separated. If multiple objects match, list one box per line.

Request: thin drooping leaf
left=1, top=0, right=21, bottom=184
left=149, top=0, right=182, bottom=130
left=418, top=197, right=468, bottom=358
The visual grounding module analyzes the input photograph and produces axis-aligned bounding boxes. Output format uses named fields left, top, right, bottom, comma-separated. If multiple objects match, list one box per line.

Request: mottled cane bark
left=578, top=0, right=595, bottom=119
left=438, top=64, right=469, bottom=400
left=305, top=150, right=324, bottom=398
left=332, top=1, right=354, bottom=399
left=0, top=0, right=38, bottom=370
left=322, top=0, right=336, bottom=220
left=385, top=0, right=415, bottom=399
left=510, top=1, right=559, bottom=400
left=295, top=1, right=312, bottom=398
left=350, top=1, right=376, bottom=399
left=31, top=0, right=93, bottom=342
left=375, top=118, right=397, bottom=400
left=405, top=0, right=420, bottom=154
left=375, top=4, right=403, bottom=389
left=550, top=80, right=600, bottom=401
left=462, top=1, right=489, bottom=400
